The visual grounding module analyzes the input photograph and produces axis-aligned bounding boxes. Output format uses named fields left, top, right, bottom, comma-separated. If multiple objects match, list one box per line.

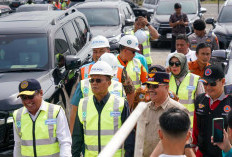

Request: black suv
left=0, top=9, right=92, bottom=152
left=150, top=0, right=206, bottom=46
left=206, top=0, right=232, bottom=49
left=74, top=1, right=135, bottom=52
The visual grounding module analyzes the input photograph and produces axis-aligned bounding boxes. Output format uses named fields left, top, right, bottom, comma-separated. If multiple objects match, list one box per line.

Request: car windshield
left=78, top=8, right=120, bottom=26
left=156, top=0, right=197, bottom=15
left=0, top=34, right=49, bottom=71
left=218, top=6, right=232, bottom=23
left=17, top=6, right=49, bottom=12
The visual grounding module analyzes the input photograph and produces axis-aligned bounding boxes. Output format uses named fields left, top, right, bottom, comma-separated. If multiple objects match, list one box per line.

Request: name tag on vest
left=110, top=111, right=121, bottom=117
left=45, top=119, right=57, bottom=125
left=112, top=77, right=119, bottom=82
left=133, top=67, right=140, bottom=73
left=186, top=86, right=195, bottom=90
left=110, top=91, right=120, bottom=96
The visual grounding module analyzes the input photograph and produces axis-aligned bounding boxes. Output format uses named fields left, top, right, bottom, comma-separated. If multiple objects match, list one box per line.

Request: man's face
left=20, top=90, right=43, bottom=115
left=134, top=19, right=145, bottom=31
left=148, top=84, right=168, bottom=103
left=92, top=47, right=109, bottom=62
left=121, top=47, right=136, bottom=62
left=175, top=8, right=181, bottom=14
left=194, top=29, right=205, bottom=37
left=205, top=78, right=225, bottom=100
left=196, top=47, right=211, bottom=65
left=90, top=75, right=111, bottom=95
left=176, top=39, right=189, bottom=55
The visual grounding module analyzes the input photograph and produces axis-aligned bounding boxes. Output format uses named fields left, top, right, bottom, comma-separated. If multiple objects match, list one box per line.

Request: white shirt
left=13, top=100, right=72, bottom=157
left=159, top=154, right=186, bottom=157
left=165, top=49, right=197, bottom=67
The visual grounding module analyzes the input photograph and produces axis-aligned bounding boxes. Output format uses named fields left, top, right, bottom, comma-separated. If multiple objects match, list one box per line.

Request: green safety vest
left=169, top=73, right=199, bottom=128
left=81, top=78, right=124, bottom=97
left=13, top=102, right=61, bottom=157
left=129, top=30, right=152, bottom=65
left=78, top=94, right=125, bottom=157
left=118, top=58, right=142, bottom=89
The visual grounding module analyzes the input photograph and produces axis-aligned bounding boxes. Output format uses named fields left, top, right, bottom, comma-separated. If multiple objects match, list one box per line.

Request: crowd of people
left=12, top=2, right=232, bottom=157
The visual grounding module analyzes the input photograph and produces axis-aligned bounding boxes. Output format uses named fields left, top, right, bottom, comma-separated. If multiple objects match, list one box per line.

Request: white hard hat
left=91, top=35, right=110, bottom=49
left=119, top=35, right=140, bottom=51
left=134, top=29, right=148, bottom=44
left=98, top=53, right=118, bottom=75
left=89, top=61, right=113, bottom=76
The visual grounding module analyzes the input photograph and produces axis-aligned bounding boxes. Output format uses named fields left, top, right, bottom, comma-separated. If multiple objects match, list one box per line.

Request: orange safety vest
left=81, top=64, right=123, bottom=82
left=54, top=2, right=61, bottom=9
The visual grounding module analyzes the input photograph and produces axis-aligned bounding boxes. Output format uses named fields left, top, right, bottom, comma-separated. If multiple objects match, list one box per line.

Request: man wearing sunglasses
left=72, top=61, right=134, bottom=157
left=117, top=35, right=148, bottom=90
left=13, top=79, right=71, bottom=157
left=192, top=64, right=232, bottom=157
left=136, top=68, right=188, bottom=157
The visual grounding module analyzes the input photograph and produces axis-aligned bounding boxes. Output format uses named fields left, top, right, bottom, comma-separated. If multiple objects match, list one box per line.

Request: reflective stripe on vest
left=81, top=78, right=124, bottom=97
left=13, top=102, right=60, bottom=157
left=169, top=73, right=199, bottom=128
left=78, top=95, right=125, bottom=156
left=129, top=30, right=152, bottom=64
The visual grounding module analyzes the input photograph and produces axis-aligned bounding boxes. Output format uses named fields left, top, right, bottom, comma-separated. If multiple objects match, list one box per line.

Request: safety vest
left=13, top=102, right=61, bottom=157
left=169, top=73, right=199, bottom=128
left=81, top=78, right=124, bottom=97
left=118, top=58, right=142, bottom=89
left=81, top=63, right=123, bottom=82
left=53, top=2, right=61, bottom=9
left=61, top=2, right=66, bottom=10
left=129, top=30, right=152, bottom=65
left=78, top=94, right=125, bottom=157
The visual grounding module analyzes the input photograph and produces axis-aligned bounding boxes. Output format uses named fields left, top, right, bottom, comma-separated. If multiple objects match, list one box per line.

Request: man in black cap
left=192, top=64, right=232, bottom=157
left=136, top=66, right=188, bottom=157
left=13, top=79, right=71, bottom=157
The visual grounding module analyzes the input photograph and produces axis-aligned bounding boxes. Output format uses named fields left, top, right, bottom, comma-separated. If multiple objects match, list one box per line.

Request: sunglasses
left=20, top=94, right=36, bottom=100
left=147, top=84, right=165, bottom=89
left=203, top=81, right=217, bottom=87
left=169, top=61, right=181, bottom=67
left=89, top=78, right=104, bottom=84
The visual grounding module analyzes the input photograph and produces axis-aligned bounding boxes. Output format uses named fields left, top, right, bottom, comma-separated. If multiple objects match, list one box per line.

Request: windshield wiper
left=0, top=68, right=47, bottom=73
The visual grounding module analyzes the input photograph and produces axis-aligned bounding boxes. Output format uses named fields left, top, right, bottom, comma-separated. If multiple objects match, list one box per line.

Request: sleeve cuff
left=222, top=148, right=232, bottom=157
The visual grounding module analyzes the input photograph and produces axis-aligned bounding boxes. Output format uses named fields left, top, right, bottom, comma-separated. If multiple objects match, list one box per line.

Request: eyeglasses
left=147, top=84, right=165, bottom=89
left=203, top=80, right=219, bottom=87
left=89, top=78, right=104, bottom=84
left=169, top=61, right=181, bottom=67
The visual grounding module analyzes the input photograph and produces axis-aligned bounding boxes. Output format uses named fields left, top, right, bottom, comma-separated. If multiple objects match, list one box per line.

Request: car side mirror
left=210, top=49, right=229, bottom=65
left=200, top=7, right=207, bottom=14
left=65, top=55, right=81, bottom=70
left=125, top=19, right=134, bottom=26
left=205, top=18, right=216, bottom=28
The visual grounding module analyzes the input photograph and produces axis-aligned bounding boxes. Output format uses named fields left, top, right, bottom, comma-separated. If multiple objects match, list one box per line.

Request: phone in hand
left=212, top=118, right=224, bottom=143
left=224, top=84, right=232, bottom=95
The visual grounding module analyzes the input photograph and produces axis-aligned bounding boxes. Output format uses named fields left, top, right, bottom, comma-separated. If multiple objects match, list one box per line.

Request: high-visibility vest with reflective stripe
left=129, top=30, right=152, bottom=65
left=78, top=94, right=125, bottom=157
left=81, top=78, right=124, bottom=97
left=53, top=2, right=61, bottom=9
left=118, top=58, right=142, bottom=89
left=169, top=73, right=199, bottom=128
left=13, top=102, right=61, bottom=157
left=81, top=63, right=124, bottom=83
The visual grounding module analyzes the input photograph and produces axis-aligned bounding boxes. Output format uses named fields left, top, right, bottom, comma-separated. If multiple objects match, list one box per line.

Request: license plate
left=166, top=33, right=172, bottom=39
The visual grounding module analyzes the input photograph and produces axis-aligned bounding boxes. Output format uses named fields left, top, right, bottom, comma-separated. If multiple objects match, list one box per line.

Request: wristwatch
left=146, top=23, right=150, bottom=27
left=185, top=144, right=196, bottom=148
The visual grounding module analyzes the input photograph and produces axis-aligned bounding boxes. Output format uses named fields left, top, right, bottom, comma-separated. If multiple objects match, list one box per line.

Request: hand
left=211, top=129, right=232, bottom=153
left=138, top=17, right=149, bottom=26
left=179, top=20, right=185, bottom=25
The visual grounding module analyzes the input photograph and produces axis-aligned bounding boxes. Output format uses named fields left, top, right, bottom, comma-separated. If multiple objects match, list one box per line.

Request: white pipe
left=98, top=102, right=149, bottom=157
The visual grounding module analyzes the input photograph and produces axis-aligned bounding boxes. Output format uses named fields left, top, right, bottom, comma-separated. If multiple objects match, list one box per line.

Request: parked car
left=0, top=9, right=92, bottom=152
left=16, top=4, right=56, bottom=12
left=0, top=5, right=12, bottom=16
left=206, top=0, right=232, bottom=49
left=142, top=0, right=158, bottom=12
left=9, top=0, right=27, bottom=10
left=149, top=0, right=206, bottom=46
left=74, top=1, right=135, bottom=52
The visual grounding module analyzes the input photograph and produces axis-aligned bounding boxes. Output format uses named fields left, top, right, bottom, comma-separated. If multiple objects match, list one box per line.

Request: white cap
left=98, top=53, right=118, bottom=76
left=119, top=35, right=139, bottom=51
left=134, top=29, right=148, bottom=44
left=91, top=35, right=110, bottom=49
left=89, top=61, right=113, bottom=76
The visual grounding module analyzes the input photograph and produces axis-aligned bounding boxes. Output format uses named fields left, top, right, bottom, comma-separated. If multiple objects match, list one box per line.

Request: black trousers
left=171, top=35, right=176, bottom=53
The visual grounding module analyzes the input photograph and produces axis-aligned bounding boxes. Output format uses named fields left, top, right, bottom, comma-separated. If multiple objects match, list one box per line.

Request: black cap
left=144, top=72, right=170, bottom=85
left=201, top=64, right=225, bottom=83
left=17, top=79, right=41, bottom=97
left=149, top=65, right=166, bottom=73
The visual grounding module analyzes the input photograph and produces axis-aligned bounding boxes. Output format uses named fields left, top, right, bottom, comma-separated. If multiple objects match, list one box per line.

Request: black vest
left=195, top=93, right=232, bottom=157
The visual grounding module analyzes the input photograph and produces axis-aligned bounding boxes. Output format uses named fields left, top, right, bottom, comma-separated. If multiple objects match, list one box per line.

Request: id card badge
left=186, top=86, right=195, bottom=91
left=110, top=111, right=121, bottom=117
left=45, top=119, right=57, bottom=125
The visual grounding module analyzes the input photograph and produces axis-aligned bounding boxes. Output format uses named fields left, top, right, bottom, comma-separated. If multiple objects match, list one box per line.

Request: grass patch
left=201, top=0, right=225, bottom=4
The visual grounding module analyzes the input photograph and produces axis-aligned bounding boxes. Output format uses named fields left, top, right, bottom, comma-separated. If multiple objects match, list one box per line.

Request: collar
left=205, top=92, right=228, bottom=102
left=117, top=55, right=128, bottom=67
left=93, top=92, right=110, bottom=105
left=23, top=100, right=46, bottom=115
left=149, top=96, right=170, bottom=110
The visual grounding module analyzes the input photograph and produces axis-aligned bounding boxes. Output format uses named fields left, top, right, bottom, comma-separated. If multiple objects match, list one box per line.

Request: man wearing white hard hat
left=127, top=16, right=159, bottom=66
left=118, top=34, right=148, bottom=90
left=72, top=61, right=135, bottom=157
